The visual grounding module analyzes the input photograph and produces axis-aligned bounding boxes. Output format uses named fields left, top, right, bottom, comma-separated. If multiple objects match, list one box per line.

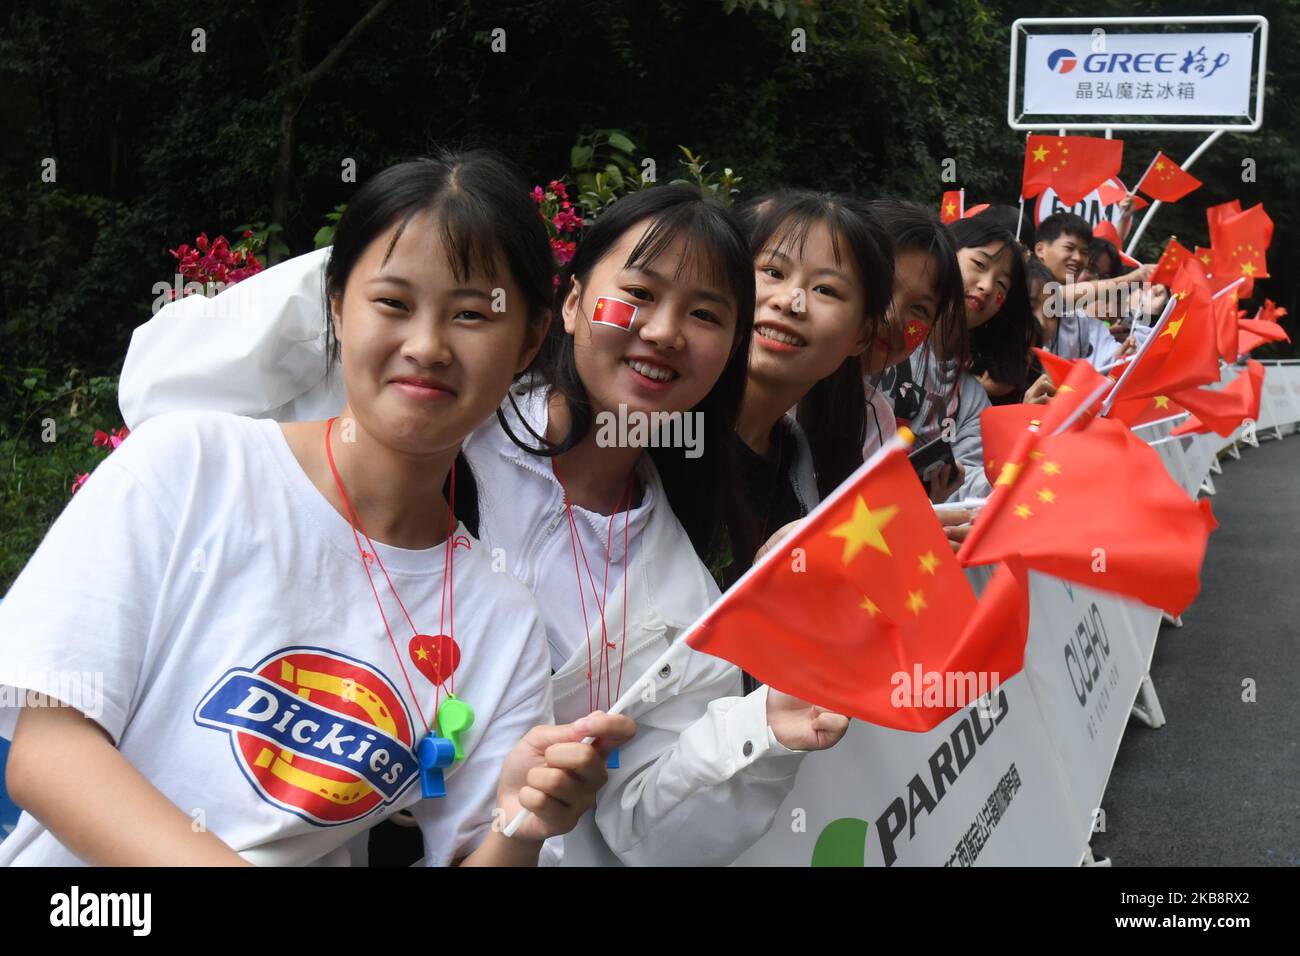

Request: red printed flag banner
left=1022, top=135, right=1123, bottom=206
left=686, top=436, right=1026, bottom=732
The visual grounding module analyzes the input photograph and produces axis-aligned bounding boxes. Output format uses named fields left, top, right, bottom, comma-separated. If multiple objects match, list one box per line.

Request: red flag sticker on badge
left=592, top=296, right=639, bottom=331
left=410, top=634, right=461, bottom=687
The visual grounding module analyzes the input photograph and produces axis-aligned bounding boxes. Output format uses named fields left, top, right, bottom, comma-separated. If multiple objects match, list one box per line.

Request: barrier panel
left=737, top=362, right=1300, bottom=866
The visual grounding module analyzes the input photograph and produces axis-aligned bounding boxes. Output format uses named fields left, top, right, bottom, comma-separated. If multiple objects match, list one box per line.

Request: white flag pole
left=1212, top=276, right=1246, bottom=301
left=1099, top=295, right=1178, bottom=417
left=1131, top=151, right=1160, bottom=202
left=502, top=434, right=916, bottom=838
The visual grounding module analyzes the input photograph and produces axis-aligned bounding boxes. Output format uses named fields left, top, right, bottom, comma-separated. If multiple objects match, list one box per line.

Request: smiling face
left=748, top=219, right=871, bottom=388
left=957, top=241, right=1016, bottom=329
left=330, top=210, right=544, bottom=457
left=864, top=248, right=938, bottom=374
left=1035, top=232, right=1088, bottom=284
left=561, top=221, right=740, bottom=417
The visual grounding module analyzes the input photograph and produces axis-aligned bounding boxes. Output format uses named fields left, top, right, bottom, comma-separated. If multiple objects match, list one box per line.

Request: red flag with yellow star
left=685, top=437, right=1024, bottom=732
left=1168, top=360, right=1266, bottom=437
left=1149, top=237, right=1194, bottom=288
left=1022, top=135, right=1123, bottom=206
left=940, top=190, right=964, bottom=224
left=1192, top=245, right=1217, bottom=276
left=980, top=354, right=1112, bottom=481
left=958, top=416, right=1217, bottom=615
left=1104, top=261, right=1221, bottom=404
left=1209, top=203, right=1272, bottom=299
left=1108, top=393, right=1187, bottom=429
left=1238, top=317, right=1291, bottom=354
left=1136, top=151, right=1203, bottom=203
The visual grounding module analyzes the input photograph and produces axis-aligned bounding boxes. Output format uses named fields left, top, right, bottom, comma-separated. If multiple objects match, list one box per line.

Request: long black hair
left=947, top=215, right=1036, bottom=398
left=322, top=148, right=554, bottom=536
left=866, top=199, right=968, bottom=433
left=743, top=190, right=895, bottom=499
left=498, top=184, right=756, bottom=564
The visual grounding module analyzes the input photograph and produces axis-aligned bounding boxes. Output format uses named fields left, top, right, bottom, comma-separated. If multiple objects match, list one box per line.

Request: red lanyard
left=552, top=459, right=634, bottom=713
left=324, top=417, right=461, bottom=733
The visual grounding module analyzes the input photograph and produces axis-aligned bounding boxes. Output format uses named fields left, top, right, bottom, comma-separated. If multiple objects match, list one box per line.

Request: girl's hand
left=1023, top=373, right=1056, bottom=406
left=1119, top=334, right=1138, bottom=358
left=766, top=689, right=850, bottom=752
left=755, top=519, right=805, bottom=564
left=935, top=506, right=976, bottom=553
left=494, top=712, right=636, bottom=844
left=926, top=460, right=964, bottom=504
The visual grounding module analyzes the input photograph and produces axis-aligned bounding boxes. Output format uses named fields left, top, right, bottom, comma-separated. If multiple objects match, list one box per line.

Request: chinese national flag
left=591, top=295, right=639, bottom=330
left=940, top=190, right=964, bottom=224
left=1209, top=203, right=1272, bottom=297
left=1168, top=360, right=1266, bottom=437
left=1149, top=238, right=1193, bottom=288
left=1105, top=261, right=1221, bottom=404
left=1097, top=180, right=1147, bottom=210
left=1205, top=199, right=1242, bottom=234
left=1237, top=298, right=1290, bottom=354
left=1212, top=278, right=1244, bottom=362
left=1137, top=151, right=1203, bottom=203
left=1092, top=221, right=1139, bottom=268
left=1238, top=318, right=1291, bottom=355
left=1109, top=393, right=1187, bottom=430
left=686, top=441, right=1022, bottom=732
left=958, top=415, right=1217, bottom=615
left=981, top=354, right=1111, bottom=479
left=1193, top=246, right=1217, bottom=276
left=1022, top=135, right=1124, bottom=206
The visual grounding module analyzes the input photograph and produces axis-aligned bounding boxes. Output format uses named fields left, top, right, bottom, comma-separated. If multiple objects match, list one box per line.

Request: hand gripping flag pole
left=501, top=431, right=916, bottom=839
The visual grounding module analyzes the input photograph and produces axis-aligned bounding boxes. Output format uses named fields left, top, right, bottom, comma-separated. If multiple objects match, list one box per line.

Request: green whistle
left=436, top=695, right=475, bottom=761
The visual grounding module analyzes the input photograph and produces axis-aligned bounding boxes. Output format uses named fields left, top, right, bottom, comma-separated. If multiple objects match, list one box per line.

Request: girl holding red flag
left=115, top=182, right=850, bottom=867
left=0, top=151, right=634, bottom=866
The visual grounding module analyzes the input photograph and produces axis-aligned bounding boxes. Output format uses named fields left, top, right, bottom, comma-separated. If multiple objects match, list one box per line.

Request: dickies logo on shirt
left=195, top=647, right=419, bottom=826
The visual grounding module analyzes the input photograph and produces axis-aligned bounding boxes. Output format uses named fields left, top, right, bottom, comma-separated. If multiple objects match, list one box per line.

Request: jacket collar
left=494, top=384, right=717, bottom=633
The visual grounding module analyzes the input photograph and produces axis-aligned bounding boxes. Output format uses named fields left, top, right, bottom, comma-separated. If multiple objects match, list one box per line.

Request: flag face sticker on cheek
left=592, top=296, right=639, bottom=331
left=903, top=319, right=930, bottom=352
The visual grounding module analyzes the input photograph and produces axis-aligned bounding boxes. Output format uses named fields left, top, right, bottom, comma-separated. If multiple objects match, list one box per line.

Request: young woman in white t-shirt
left=114, top=183, right=850, bottom=866
left=0, top=151, right=632, bottom=867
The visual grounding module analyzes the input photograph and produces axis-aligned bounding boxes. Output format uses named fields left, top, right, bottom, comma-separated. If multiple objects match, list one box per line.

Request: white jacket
left=467, top=388, right=805, bottom=866
left=118, top=250, right=807, bottom=865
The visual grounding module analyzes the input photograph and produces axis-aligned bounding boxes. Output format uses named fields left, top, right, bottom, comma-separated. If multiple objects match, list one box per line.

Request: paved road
left=1090, top=434, right=1300, bottom=866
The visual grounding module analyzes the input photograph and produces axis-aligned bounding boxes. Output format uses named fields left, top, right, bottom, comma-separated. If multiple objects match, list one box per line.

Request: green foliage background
left=2, top=0, right=1297, bottom=589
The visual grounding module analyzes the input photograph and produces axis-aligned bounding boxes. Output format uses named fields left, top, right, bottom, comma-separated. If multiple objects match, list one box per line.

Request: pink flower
left=243, top=230, right=254, bottom=238
left=195, top=233, right=210, bottom=252
left=531, top=186, right=545, bottom=204
left=548, top=180, right=569, bottom=200
left=70, top=473, right=90, bottom=495
left=550, top=238, right=576, bottom=266
left=92, top=429, right=110, bottom=448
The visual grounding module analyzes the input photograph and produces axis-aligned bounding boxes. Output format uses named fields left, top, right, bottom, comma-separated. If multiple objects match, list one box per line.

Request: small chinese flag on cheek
left=592, top=296, right=639, bottom=331
left=903, top=319, right=931, bottom=352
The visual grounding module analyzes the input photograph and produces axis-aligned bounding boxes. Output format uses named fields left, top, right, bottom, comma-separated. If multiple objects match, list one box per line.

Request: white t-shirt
left=464, top=391, right=655, bottom=676
left=0, top=411, right=552, bottom=866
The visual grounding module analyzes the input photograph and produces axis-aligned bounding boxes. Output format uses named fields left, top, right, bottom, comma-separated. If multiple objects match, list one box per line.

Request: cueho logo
left=1048, top=48, right=1078, bottom=74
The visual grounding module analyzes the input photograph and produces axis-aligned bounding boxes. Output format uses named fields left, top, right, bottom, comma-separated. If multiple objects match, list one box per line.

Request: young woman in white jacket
left=119, top=183, right=848, bottom=867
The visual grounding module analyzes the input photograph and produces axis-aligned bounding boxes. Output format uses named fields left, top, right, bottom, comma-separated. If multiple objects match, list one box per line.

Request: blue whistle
left=418, top=735, right=457, bottom=798
left=606, top=747, right=620, bottom=770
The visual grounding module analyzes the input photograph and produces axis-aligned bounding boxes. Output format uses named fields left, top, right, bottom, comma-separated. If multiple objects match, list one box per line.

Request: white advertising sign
left=1023, top=32, right=1254, bottom=117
